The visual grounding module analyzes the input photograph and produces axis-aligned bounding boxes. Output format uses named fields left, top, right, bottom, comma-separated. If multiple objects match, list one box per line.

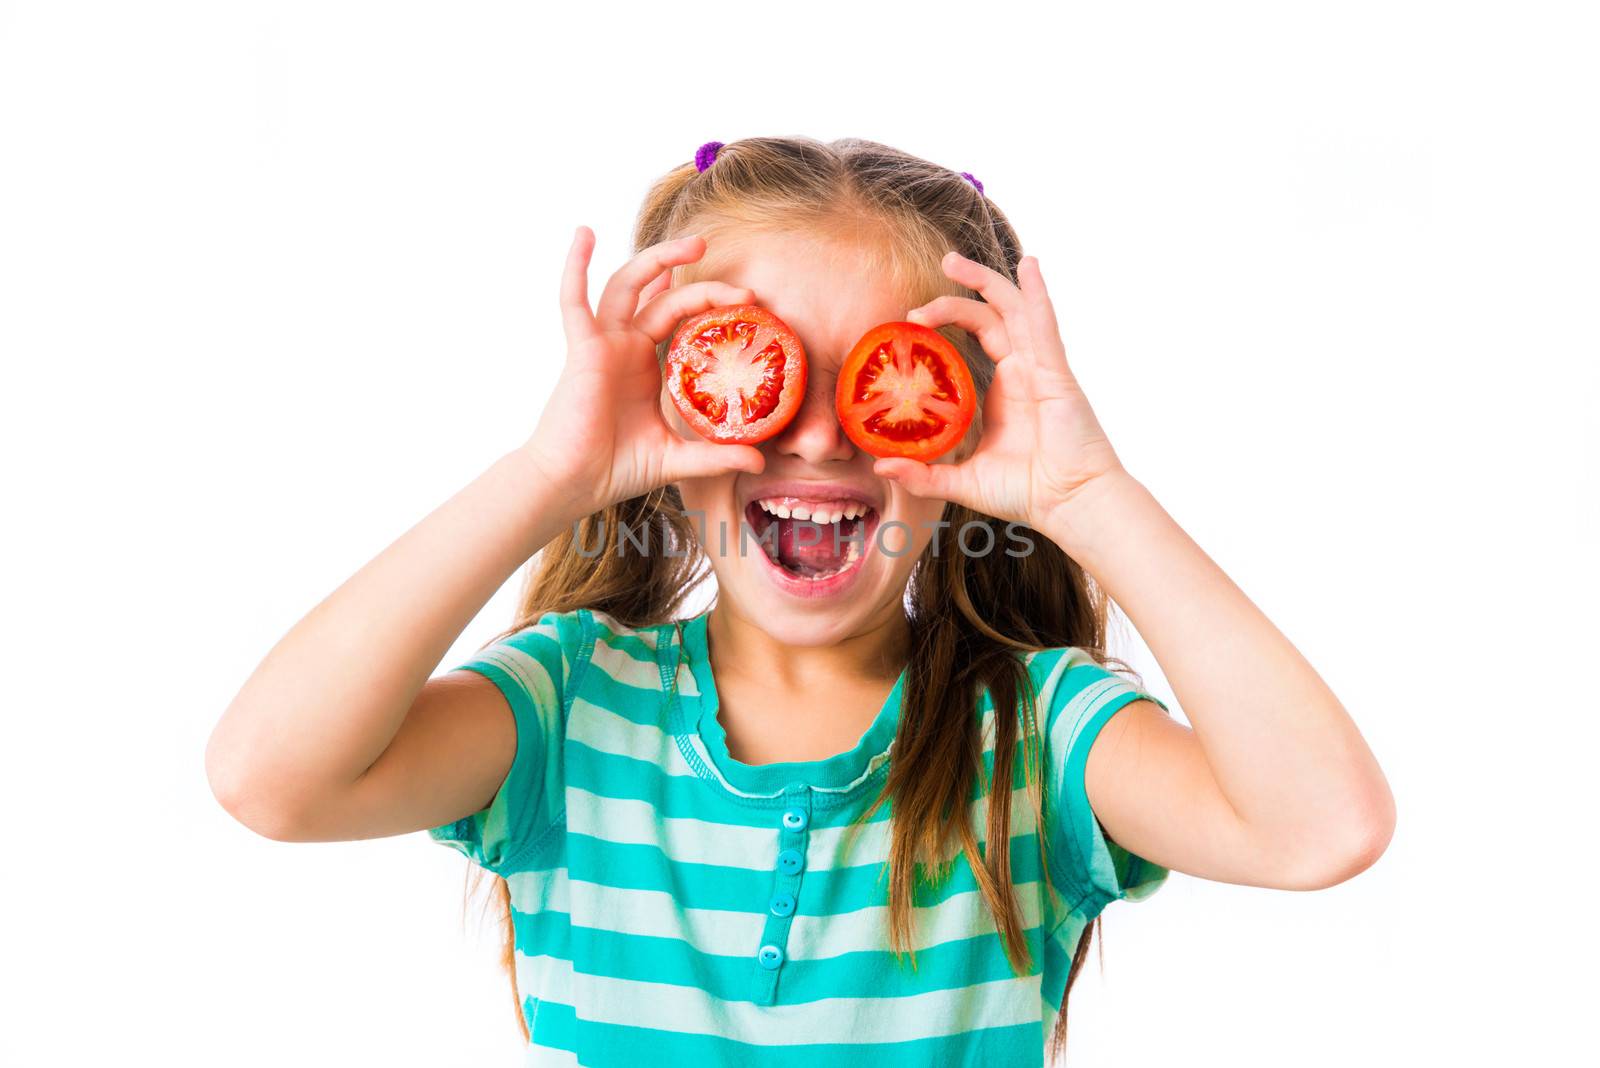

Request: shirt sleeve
left=1037, top=646, right=1172, bottom=920
left=426, top=608, right=588, bottom=875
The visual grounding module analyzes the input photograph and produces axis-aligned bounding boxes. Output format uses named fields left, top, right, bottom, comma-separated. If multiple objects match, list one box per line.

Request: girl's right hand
left=519, top=227, right=766, bottom=513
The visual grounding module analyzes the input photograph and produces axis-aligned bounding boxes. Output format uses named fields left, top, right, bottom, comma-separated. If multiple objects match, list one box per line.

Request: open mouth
left=743, top=496, right=881, bottom=584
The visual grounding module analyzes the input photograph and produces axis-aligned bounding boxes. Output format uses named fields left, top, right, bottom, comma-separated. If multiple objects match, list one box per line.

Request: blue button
left=757, top=944, right=784, bottom=969
left=769, top=892, right=796, bottom=917
left=776, top=848, right=804, bottom=875
left=781, top=807, right=808, bottom=831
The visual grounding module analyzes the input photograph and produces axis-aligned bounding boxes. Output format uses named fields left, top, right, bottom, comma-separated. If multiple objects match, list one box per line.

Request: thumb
left=661, top=439, right=766, bottom=483
left=873, top=457, right=965, bottom=501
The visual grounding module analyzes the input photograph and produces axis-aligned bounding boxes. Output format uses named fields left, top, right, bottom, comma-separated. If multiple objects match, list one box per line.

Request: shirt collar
left=678, top=609, right=905, bottom=796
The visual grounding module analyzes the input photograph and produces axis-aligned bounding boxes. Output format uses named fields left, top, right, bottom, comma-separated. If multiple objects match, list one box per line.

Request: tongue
left=775, top=518, right=850, bottom=571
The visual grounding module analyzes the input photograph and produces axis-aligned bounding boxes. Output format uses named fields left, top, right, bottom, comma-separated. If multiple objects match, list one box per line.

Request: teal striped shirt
left=428, top=607, right=1169, bottom=1066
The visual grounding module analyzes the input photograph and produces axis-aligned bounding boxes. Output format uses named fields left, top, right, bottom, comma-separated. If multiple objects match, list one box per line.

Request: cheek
left=886, top=496, right=950, bottom=560
left=660, top=386, right=696, bottom=441
left=948, top=426, right=981, bottom=465
left=674, top=477, right=712, bottom=515
left=674, top=473, right=740, bottom=531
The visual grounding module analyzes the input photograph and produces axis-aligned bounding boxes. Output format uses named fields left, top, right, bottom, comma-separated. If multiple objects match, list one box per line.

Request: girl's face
left=668, top=231, right=957, bottom=648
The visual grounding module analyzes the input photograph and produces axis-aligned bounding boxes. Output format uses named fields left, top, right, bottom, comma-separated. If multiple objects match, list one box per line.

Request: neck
left=704, top=597, right=910, bottom=692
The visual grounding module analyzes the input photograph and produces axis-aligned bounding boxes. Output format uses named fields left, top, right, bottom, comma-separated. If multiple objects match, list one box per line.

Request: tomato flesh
left=836, top=322, right=976, bottom=460
left=665, top=305, right=807, bottom=444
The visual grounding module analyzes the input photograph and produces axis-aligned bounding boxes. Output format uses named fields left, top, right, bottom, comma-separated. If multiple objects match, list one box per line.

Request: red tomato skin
left=664, top=304, right=807, bottom=445
left=835, top=321, right=977, bottom=461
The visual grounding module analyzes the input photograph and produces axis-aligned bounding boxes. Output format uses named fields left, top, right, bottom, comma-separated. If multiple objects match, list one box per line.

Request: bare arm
left=888, top=250, right=1395, bottom=891
left=1060, top=473, right=1395, bottom=890
left=204, top=450, right=583, bottom=841
left=205, top=227, right=765, bottom=843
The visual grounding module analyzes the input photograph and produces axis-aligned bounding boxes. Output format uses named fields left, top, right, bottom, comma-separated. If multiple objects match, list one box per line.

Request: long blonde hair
left=463, top=136, right=1140, bottom=1060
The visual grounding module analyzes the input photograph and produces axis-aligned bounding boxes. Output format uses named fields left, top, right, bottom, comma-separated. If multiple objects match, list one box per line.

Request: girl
left=206, top=135, right=1395, bottom=1066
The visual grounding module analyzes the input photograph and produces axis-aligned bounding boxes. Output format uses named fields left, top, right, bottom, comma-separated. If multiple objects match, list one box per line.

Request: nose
left=768, top=370, right=854, bottom=466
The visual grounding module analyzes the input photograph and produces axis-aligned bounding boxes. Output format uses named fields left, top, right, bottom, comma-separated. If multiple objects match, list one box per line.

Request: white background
left=2, top=2, right=1595, bottom=1064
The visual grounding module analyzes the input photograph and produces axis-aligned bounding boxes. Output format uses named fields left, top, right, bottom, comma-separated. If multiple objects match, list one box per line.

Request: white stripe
left=563, top=965, right=1043, bottom=1043
left=585, top=611, right=696, bottom=699
left=565, top=879, right=767, bottom=957
left=673, top=658, right=701, bottom=699
left=516, top=951, right=564, bottom=991
left=507, top=952, right=583, bottom=1067
left=514, top=951, right=566, bottom=1017
left=505, top=866, right=566, bottom=908
left=478, top=644, right=562, bottom=715
left=563, top=783, right=1040, bottom=872
left=1056, top=676, right=1139, bottom=759
left=584, top=608, right=659, bottom=647
left=502, top=908, right=1049, bottom=1036
left=587, top=638, right=673, bottom=695
left=786, top=883, right=1044, bottom=960
left=564, top=696, right=699, bottom=777
left=1043, top=649, right=1143, bottom=759
left=504, top=835, right=1049, bottom=965
left=509, top=876, right=1049, bottom=966
left=565, top=786, right=779, bottom=869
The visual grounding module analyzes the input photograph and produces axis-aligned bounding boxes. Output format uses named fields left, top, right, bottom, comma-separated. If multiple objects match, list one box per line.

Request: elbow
left=205, top=726, right=310, bottom=843
left=1283, top=782, right=1397, bottom=890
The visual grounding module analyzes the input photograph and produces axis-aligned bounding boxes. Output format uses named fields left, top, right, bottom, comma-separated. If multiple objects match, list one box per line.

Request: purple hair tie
left=960, top=171, right=984, bottom=195
left=695, top=141, right=724, bottom=173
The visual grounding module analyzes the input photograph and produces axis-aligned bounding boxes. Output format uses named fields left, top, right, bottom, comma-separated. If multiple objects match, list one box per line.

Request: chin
left=730, top=550, right=902, bottom=638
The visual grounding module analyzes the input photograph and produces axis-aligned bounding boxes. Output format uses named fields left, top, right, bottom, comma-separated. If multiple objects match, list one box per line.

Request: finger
left=905, top=295, right=1015, bottom=361
left=1016, top=256, right=1074, bottom=375
left=560, top=225, right=599, bottom=345
left=937, top=250, right=1028, bottom=324
left=636, top=266, right=673, bottom=315
left=661, top=439, right=767, bottom=482
left=595, top=234, right=708, bottom=331
left=872, top=456, right=968, bottom=502
left=636, top=281, right=759, bottom=342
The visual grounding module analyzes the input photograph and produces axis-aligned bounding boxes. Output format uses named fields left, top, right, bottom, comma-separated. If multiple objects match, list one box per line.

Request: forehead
left=686, top=231, right=917, bottom=366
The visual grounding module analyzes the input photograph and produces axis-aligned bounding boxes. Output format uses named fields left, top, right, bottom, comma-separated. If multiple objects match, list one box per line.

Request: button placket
left=752, top=785, right=812, bottom=1005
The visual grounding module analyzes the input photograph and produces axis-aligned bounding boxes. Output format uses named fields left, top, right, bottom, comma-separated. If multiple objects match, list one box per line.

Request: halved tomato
left=835, top=322, right=977, bottom=460
left=664, top=304, right=808, bottom=445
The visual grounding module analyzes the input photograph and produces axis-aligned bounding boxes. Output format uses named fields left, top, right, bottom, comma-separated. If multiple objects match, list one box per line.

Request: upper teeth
left=755, top=498, right=869, bottom=522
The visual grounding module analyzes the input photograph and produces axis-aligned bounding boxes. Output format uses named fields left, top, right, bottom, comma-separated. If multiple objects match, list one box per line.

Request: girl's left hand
left=876, top=251, right=1130, bottom=538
